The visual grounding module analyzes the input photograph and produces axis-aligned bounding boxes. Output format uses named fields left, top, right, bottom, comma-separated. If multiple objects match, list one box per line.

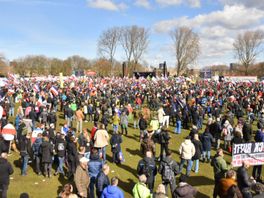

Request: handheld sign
left=232, top=143, right=264, bottom=167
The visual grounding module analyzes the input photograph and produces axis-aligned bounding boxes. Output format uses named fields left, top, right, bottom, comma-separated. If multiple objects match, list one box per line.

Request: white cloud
left=221, top=0, right=264, bottom=10
left=154, top=5, right=264, bottom=33
left=156, top=0, right=200, bottom=8
left=153, top=4, right=264, bottom=67
left=87, top=0, right=127, bottom=11
left=135, top=0, right=151, bottom=9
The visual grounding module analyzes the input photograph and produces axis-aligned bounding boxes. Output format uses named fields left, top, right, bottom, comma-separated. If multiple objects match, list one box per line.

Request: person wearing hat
left=141, top=127, right=156, bottom=157
left=173, top=174, right=197, bottom=198
left=74, top=157, right=90, bottom=198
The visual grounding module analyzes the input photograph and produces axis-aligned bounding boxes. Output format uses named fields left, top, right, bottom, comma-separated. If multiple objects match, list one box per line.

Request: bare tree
left=97, top=27, right=120, bottom=69
left=233, top=30, right=264, bottom=75
left=120, top=25, right=149, bottom=75
left=171, top=26, right=200, bottom=76
left=132, top=26, right=149, bottom=71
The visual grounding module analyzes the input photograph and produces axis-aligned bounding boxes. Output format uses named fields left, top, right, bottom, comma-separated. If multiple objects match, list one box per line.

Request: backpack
left=32, top=140, right=42, bottom=156
left=162, top=161, right=174, bottom=182
left=142, top=161, right=152, bottom=177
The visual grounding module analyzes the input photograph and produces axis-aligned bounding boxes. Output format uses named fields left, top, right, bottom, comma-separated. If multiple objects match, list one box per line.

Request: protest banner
left=232, top=142, right=264, bottom=167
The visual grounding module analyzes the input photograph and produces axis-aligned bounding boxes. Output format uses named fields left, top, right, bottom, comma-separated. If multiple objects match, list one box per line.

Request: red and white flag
left=33, top=84, right=40, bottom=93
left=50, top=86, right=58, bottom=96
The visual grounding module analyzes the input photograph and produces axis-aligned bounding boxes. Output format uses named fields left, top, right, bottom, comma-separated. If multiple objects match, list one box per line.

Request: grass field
left=6, top=110, right=262, bottom=198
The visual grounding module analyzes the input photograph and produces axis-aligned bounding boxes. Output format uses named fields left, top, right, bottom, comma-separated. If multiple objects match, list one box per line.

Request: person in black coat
left=137, top=150, right=157, bottom=193
left=66, top=136, right=78, bottom=179
left=20, top=134, right=31, bottom=176
left=96, top=164, right=110, bottom=198
left=29, top=107, right=37, bottom=130
left=192, top=134, right=203, bottom=173
left=158, top=151, right=179, bottom=196
left=40, top=136, right=53, bottom=178
left=0, top=135, right=8, bottom=155
left=201, top=127, right=214, bottom=163
left=110, top=132, right=122, bottom=164
left=48, top=111, right=57, bottom=129
left=0, top=153, right=14, bottom=198
left=48, top=124, right=56, bottom=144
left=237, top=161, right=254, bottom=198
left=242, top=122, right=252, bottom=143
left=159, top=127, right=170, bottom=161
left=54, top=132, right=66, bottom=176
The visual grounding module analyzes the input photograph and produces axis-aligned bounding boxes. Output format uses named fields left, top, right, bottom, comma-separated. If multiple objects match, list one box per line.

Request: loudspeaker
left=122, top=62, right=126, bottom=78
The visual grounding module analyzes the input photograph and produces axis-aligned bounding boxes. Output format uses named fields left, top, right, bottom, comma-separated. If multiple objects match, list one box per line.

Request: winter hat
left=179, top=174, right=188, bottom=183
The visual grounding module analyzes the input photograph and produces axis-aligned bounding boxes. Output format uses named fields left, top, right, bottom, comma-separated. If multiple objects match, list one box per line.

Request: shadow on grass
left=126, top=148, right=142, bottom=158
left=117, top=163, right=138, bottom=178
left=196, top=191, right=211, bottom=198
left=118, top=178, right=135, bottom=196
left=186, top=175, right=215, bottom=186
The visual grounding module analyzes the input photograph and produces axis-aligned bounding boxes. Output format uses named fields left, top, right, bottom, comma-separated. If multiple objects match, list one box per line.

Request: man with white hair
left=0, top=152, right=14, bottom=198
left=74, top=157, right=90, bottom=198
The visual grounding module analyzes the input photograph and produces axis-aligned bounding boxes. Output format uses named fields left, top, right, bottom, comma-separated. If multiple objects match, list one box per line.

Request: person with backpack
left=54, top=132, right=66, bottom=176
left=159, top=127, right=171, bottom=161
left=158, top=151, right=179, bottom=196
left=32, top=133, right=43, bottom=175
left=137, top=150, right=157, bottom=193
left=221, top=120, right=233, bottom=153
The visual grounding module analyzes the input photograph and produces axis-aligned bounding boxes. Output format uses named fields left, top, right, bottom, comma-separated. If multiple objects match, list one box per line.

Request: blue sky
left=0, top=0, right=264, bottom=68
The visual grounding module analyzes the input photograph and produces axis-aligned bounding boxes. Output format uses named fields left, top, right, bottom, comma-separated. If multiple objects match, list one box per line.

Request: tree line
left=3, top=25, right=264, bottom=76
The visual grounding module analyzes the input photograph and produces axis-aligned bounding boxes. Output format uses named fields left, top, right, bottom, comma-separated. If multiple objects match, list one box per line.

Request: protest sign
left=232, top=142, right=264, bottom=167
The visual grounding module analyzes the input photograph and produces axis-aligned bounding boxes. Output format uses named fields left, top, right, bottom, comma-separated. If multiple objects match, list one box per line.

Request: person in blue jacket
left=88, top=148, right=103, bottom=198
left=101, top=177, right=124, bottom=198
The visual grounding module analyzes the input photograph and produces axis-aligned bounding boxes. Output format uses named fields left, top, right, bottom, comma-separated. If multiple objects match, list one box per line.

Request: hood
left=175, top=183, right=191, bottom=197
left=90, top=153, right=100, bottom=161
left=105, top=186, right=118, bottom=195
left=184, top=139, right=192, bottom=145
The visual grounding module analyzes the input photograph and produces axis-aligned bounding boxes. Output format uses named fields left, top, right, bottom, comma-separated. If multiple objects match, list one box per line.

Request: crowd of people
left=0, top=75, right=264, bottom=198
